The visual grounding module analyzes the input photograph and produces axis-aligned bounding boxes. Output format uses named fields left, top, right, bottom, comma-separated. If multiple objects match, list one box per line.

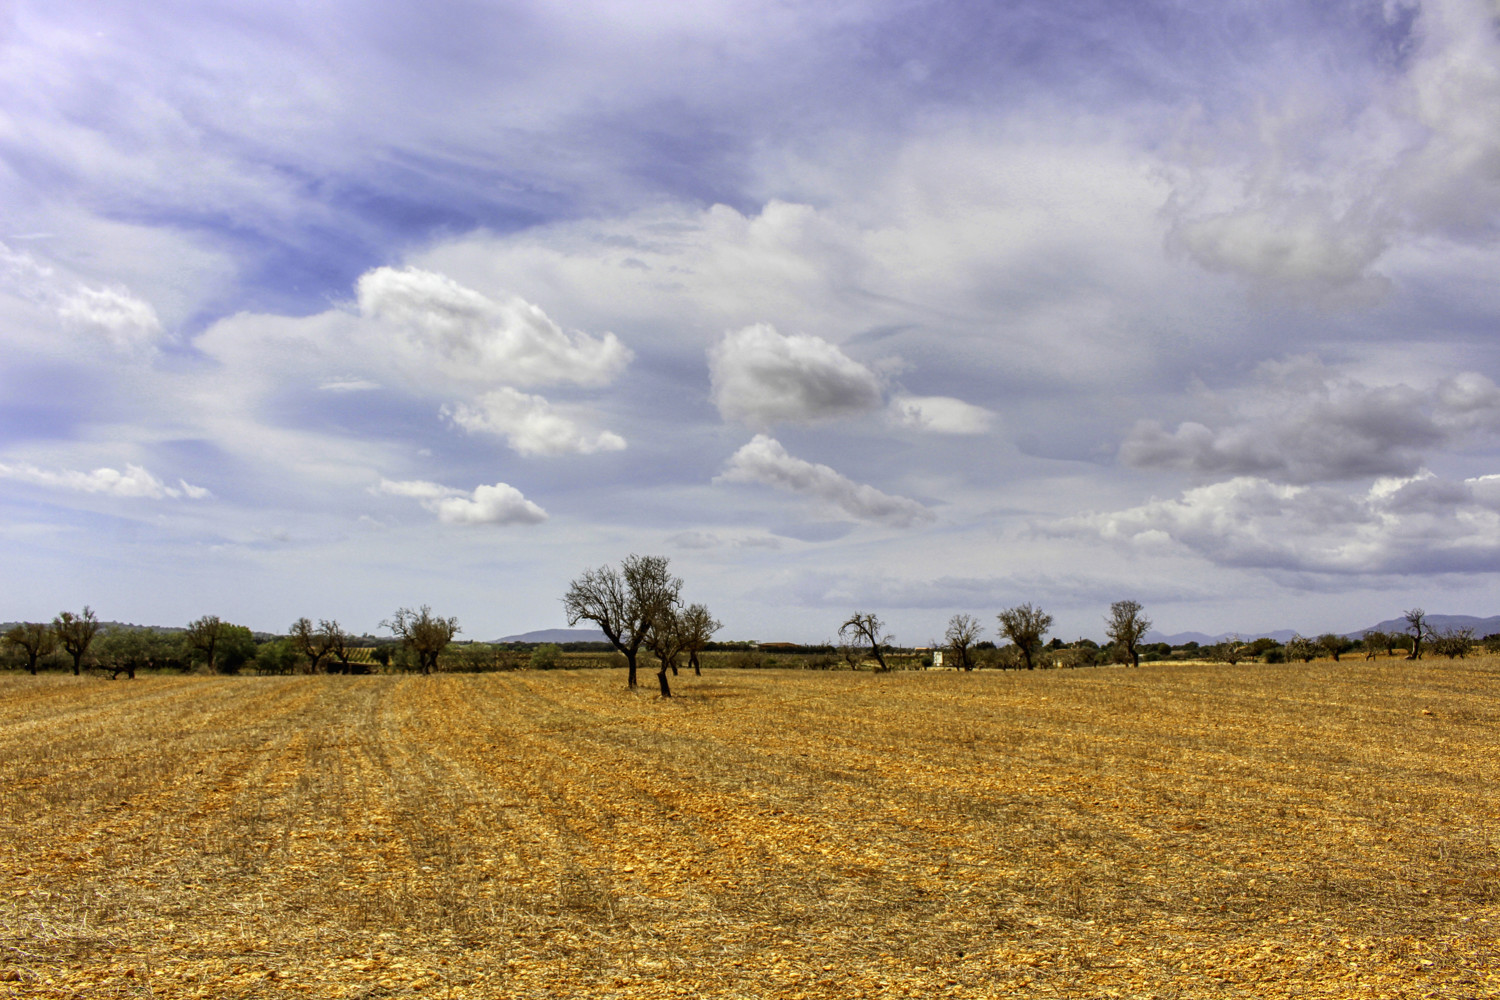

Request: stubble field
left=2, top=661, right=1497, bottom=998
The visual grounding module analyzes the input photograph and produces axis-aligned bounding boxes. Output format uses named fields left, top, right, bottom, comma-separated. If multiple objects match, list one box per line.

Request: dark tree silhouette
left=564, top=554, right=681, bottom=690
left=53, top=607, right=100, bottom=676
left=997, top=603, right=1052, bottom=671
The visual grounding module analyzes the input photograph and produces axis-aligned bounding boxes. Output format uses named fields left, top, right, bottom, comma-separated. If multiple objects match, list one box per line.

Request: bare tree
left=564, top=554, right=682, bottom=690
left=679, top=603, right=722, bottom=677
left=944, top=614, right=982, bottom=672
left=321, top=620, right=357, bottom=673
left=53, top=607, right=100, bottom=676
left=644, top=607, right=687, bottom=696
left=839, top=612, right=890, bottom=671
left=4, top=622, right=56, bottom=675
left=997, top=603, right=1052, bottom=671
left=1403, top=608, right=1433, bottom=660
left=290, top=617, right=335, bottom=673
left=382, top=606, right=459, bottom=675
left=1285, top=634, right=1318, bottom=663
left=1431, top=626, right=1474, bottom=659
left=1211, top=634, right=1247, bottom=665
left=1104, top=600, right=1152, bottom=668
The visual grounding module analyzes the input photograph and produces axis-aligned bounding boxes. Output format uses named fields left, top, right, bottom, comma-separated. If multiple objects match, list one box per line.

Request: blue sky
left=4, top=0, right=1500, bottom=644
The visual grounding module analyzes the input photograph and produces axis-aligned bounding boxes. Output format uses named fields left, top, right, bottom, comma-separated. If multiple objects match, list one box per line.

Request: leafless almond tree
left=382, top=606, right=459, bottom=675
left=1403, top=608, right=1433, bottom=660
left=997, top=603, right=1052, bottom=671
left=1104, top=600, right=1151, bottom=668
left=679, top=603, right=722, bottom=677
left=564, top=554, right=682, bottom=691
left=839, top=612, right=890, bottom=671
left=944, top=613, right=982, bottom=672
left=290, top=617, right=336, bottom=673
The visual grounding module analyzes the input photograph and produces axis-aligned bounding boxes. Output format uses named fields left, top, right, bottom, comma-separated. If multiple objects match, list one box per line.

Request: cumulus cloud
left=376, top=477, right=547, bottom=526
left=887, top=395, right=995, bottom=435
left=716, top=434, right=933, bottom=527
left=443, top=388, right=627, bottom=456
left=1121, top=359, right=1500, bottom=482
left=1054, top=470, right=1500, bottom=575
left=0, top=461, right=208, bottom=500
left=708, top=324, right=883, bottom=427
left=356, top=266, right=631, bottom=389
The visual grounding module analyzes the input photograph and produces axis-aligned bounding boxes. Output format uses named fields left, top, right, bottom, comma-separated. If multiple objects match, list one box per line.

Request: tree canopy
left=997, top=603, right=1052, bottom=671
left=1104, top=600, right=1151, bottom=668
left=564, top=554, right=682, bottom=690
left=382, top=606, right=460, bottom=675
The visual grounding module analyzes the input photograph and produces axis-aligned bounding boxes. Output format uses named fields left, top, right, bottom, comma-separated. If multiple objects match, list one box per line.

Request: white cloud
left=708, top=323, right=884, bottom=427
left=57, top=285, right=162, bottom=348
left=0, top=461, right=209, bottom=500
left=443, top=387, right=627, bottom=456
left=1121, top=359, right=1500, bottom=482
left=887, top=395, right=995, bottom=435
left=1054, top=470, right=1500, bottom=575
left=1, top=240, right=164, bottom=354
left=356, top=266, right=631, bottom=389
left=716, top=434, right=933, bottom=527
left=318, top=377, right=381, bottom=392
left=376, top=477, right=547, bottom=526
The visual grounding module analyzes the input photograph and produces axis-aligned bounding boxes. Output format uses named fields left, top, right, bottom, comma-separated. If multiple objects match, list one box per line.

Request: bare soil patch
left=2, top=661, right=1496, bottom=997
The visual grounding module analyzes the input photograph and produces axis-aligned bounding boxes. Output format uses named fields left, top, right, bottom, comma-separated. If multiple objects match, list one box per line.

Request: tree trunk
left=657, top=666, right=671, bottom=697
left=626, top=652, right=638, bottom=688
left=690, top=650, right=701, bottom=676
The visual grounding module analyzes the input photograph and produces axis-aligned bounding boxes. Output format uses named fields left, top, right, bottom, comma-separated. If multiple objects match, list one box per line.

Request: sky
left=4, top=0, right=1500, bottom=645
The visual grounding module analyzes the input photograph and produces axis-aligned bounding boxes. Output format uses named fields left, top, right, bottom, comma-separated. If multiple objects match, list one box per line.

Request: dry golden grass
left=1, top=659, right=1497, bottom=998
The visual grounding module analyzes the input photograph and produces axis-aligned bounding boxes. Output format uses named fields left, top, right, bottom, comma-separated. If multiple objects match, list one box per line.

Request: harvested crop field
left=2, top=662, right=1497, bottom=998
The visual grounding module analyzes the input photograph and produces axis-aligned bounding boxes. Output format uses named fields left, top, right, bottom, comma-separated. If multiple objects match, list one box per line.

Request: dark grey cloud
left=708, top=324, right=884, bottom=427
left=1121, top=359, right=1500, bottom=482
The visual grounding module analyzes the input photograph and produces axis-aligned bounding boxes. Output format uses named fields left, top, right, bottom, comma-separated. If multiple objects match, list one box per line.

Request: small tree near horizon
left=1431, top=626, right=1474, bottom=659
left=679, top=603, right=722, bottom=677
left=997, top=603, right=1052, bottom=671
left=1318, top=633, right=1354, bottom=662
left=290, top=617, right=335, bottom=673
left=382, top=606, right=460, bottom=675
left=1104, top=600, right=1152, bottom=668
left=944, top=614, right=982, bottom=672
left=1403, top=608, right=1433, bottom=660
left=838, top=612, right=890, bottom=671
left=53, top=607, right=100, bottom=676
left=184, top=615, right=229, bottom=674
left=1285, top=634, right=1317, bottom=663
left=564, top=554, right=682, bottom=690
left=4, top=622, right=56, bottom=675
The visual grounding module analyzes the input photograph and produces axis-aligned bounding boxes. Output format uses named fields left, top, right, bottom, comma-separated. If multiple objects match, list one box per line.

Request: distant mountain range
left=493, top=628, right=611, bottom=644
left=1145, top=613, right=1500, bottom=646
